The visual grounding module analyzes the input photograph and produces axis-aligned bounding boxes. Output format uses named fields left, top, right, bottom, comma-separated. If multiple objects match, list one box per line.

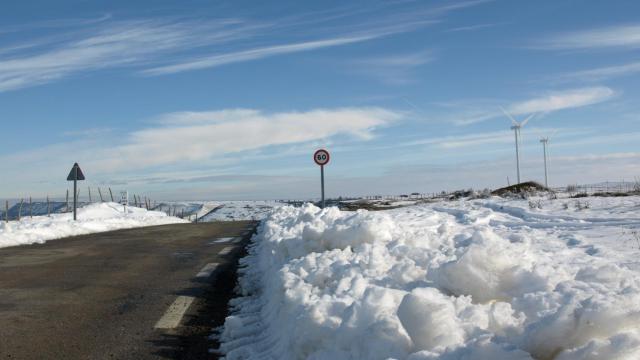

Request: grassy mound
left=491, top=181, right=548, bottom=197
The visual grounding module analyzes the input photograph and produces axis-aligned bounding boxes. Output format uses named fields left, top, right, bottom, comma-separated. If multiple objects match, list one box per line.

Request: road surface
left=0, top=222, right=256, bottom=359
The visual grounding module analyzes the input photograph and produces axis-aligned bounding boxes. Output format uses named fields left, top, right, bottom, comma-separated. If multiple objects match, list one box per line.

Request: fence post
left=5, top=200, right=8, bottom=222
left=30, top=197, right=33, bottom=218
left=47, top=195, right=51, bottom=217
left=98, top=188, right=104, bottom=202
left=88, top=187, right=92, bottom=203
left=66, top=189, right=69, bottom=212
left=109, top=188, right=114, bottom=202
left=18, top=199, right=23, bottom=221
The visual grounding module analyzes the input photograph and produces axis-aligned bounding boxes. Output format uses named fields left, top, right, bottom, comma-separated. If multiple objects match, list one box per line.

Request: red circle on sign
left=314, top=149, right=330, bottom=166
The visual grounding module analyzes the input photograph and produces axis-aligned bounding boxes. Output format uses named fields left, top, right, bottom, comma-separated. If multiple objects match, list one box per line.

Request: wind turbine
left=540, top=130, right=557, bottom=188
left=500, top=107, right=535, bottom=184
left=540, top=137, right=549, bottom=188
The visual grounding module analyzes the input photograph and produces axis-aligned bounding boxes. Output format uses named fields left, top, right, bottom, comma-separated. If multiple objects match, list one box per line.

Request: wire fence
left=0, top=186, right=159, bottom=222
left=552, top=181, right=640, bottom=195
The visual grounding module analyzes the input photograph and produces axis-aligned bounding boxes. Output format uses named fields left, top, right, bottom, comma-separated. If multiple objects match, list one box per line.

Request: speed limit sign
left=313, top=149, right=330, bottom=208
left=314, top=149, right=330, bottom=166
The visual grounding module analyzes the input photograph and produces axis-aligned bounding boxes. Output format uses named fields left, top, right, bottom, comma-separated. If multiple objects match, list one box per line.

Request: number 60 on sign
left=314, top=149, right=330, bottom=166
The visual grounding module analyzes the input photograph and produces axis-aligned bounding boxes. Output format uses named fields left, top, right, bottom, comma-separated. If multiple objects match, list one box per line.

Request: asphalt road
left=0, top=222, right=257, bottom=360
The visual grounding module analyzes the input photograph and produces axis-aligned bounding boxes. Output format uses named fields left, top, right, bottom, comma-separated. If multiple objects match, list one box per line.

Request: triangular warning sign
left=67, top=163, right=86, bottom=181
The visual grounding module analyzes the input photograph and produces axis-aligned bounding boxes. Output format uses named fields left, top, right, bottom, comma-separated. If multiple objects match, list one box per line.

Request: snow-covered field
left=0, top=202, right=185, bottom=249
left=218, top=196, right=640, bottom=359
left=201, top=201, right=285, bottom=221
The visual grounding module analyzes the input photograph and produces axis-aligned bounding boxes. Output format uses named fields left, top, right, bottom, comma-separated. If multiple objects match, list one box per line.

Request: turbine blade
left=520, top=113, right=535, bottom=127
left=500, top=106, right=518, bottom=126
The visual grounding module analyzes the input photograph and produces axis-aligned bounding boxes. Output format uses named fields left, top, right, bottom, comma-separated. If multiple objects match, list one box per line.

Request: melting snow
left=0, top=202, right=186, bottom=249
left=219, top=196, right=640, bottom=359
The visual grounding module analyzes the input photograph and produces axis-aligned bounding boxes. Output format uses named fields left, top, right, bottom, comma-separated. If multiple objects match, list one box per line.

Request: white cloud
left=98, top=107, right=402, bottom=170
left=558, top=61, right=640, bottom=82
left=538, top=24, right=640, bottom=50
left=0, top=107, right=402, bottom=196
left=507, top=86, right=615, bottom=114
left=142, top=32, right=403, bottom=76
left=348, top=50, right=434, bottom=85
left=444, top=23, right=498, bottom=32
left=441, top=87, right=615, bottom=125
left=0, top=19, right=264, bottom=92
left=0, top=1, right=494, bottom=91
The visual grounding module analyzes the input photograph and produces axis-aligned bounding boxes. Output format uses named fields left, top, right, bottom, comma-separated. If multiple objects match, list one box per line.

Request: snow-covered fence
left=1, top=187, right=157, bottom=222
left=553, top=181, right=639, bottom=195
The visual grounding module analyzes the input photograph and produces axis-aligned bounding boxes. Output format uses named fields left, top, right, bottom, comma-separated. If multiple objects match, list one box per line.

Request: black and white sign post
left=66, top=163, right=86, bottom=221
left=120, top=191, right=128, bottom=214
left=313, top=149, right=330, bottom=208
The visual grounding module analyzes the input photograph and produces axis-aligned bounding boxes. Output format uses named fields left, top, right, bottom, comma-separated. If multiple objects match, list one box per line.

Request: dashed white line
left=219, top=246, right=234, bottom=255
left=211, top=237, right=234, bottom=243
left=155, top=296, right=195, bottom=329
left=196, top=263, right=220, bottom=278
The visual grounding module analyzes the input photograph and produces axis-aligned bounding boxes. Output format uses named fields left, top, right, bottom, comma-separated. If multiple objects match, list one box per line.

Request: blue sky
left=1, top=0, right=639, bottom=200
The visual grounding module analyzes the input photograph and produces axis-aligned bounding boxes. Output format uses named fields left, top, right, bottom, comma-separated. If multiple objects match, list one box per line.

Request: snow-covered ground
left=154, top=201, right=220, bottom=220
left=201, top=201, right=285, bottom=221
left=0, top=202, right=185, bottom=249
left=218, top=196, right=640, bottom=359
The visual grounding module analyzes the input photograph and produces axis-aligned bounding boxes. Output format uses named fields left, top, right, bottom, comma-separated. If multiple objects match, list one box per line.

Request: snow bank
left=0, top=202, right=186, bottom=249
left=219, top=199, right=640, bottom=359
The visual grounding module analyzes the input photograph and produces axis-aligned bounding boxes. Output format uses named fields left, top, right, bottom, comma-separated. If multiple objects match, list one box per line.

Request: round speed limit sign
left=314, top=149, right=330, bottom=166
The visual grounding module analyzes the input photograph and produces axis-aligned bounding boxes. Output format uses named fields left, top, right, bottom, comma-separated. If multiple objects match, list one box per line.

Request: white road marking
left=231, top=237, right=242, bottom=244
left=219, top=246, right=234, bottom=255
left=155, top=296, right=195, bottom=329
left=196, top=263, right=220, bottom=278
left=212, top=237, right=234, bottom=243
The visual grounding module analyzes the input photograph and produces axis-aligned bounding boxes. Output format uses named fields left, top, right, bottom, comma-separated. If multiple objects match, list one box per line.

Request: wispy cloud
left=0, top=1, right=493, bottom=92
left=0, top=106, right=402, bottom=195
left=141, top=28, right=424, bottom=76
left=536, top=24, right=640, bottom=50
left=0, top=19, right=265, bottom=92
left=444, top=23, right=498, bottom=32
left=556, top=61, right=640, bottom=82
left=347, top=50, right=434, bottom=85
left=443, top=86, right=616, bottom=125
left=405, top=127, right=565, bottom=149
left=507, top=86, right=615, bottom=114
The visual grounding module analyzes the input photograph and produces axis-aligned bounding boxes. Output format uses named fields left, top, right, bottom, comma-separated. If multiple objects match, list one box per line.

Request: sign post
left=66, top=163, right=86, bottom=221
left=313, top=149, right=330, bottom=208
left=120, top=191, right=128, bottom=214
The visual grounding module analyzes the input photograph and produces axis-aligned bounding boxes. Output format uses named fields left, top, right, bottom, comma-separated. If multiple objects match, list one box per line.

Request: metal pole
left=514, top=127, right=521, bottom=184
left=5, top=200, right=8, bottom=223
left=321, top=165, right=325, bottom=209
left=542, top=140, right=548, bottom=188
left=73, top=167, right=78, bottom=221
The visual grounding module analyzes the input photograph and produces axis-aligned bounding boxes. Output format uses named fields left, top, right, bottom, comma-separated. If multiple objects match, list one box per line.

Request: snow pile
left=219, top=200, right=640, bottom=359
left=0, top=202, right=186, bottom=249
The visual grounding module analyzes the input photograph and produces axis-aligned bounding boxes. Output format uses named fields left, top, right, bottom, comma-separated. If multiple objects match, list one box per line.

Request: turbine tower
left=539, top=131, right=556, bottom=188
left=540, top=137, right=549, bottom=188
left=500, top=107, right=535, bottom=184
